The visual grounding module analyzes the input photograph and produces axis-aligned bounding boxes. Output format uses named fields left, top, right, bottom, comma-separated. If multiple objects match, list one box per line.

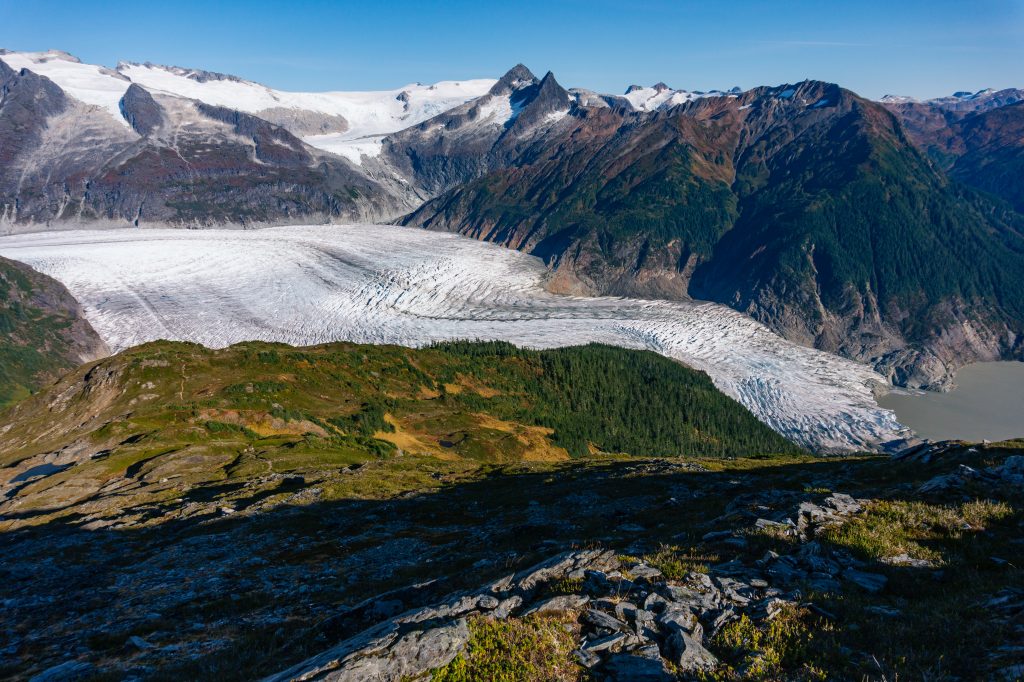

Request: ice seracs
left=0, top=225, right=912, bottom=453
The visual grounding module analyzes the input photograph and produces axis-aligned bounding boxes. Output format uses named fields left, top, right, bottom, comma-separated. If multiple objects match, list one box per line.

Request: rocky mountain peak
left=490, top=64, right=538, bottom=96
left=624, top=84, right=644, bottom=94
left=748, top=80, right=844, bottom=109
left=506, top=70, right=570, bottom=131
left=653, top=82, right=671, bottom=92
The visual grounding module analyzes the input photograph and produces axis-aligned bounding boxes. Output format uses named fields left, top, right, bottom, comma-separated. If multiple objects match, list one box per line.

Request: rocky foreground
left=4, top=441, right=1022, bottom=681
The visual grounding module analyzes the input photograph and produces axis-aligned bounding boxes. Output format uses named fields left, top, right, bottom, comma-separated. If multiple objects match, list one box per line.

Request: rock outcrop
left=268, top=488, right=880, bottom=682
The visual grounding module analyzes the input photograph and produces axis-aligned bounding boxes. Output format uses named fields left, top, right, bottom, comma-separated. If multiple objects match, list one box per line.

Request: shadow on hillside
left=1, top=451, right=1021, bottom=680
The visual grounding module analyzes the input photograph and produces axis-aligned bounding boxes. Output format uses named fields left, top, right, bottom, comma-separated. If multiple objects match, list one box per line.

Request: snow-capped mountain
left=0, top=50, right=494, bottom=162
left=621, top=82, right=741, bottom=111
left=117, top=61, right=494, bottom=162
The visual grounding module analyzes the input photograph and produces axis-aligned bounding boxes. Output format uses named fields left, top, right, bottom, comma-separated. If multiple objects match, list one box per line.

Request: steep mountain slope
left=375, top=65, right=575, bottom=200
left=0, top=256, right=107, bottom=407
left=402, top=78, right=1024, bottom=388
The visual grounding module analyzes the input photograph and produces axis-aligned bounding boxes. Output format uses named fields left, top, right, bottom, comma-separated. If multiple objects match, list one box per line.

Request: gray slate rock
left=843, top=568, right=888, bottom=593
left=582, top=608, right=630, bottom=634
left=583, top=631, right=628, bottom=652
left=665, top=630, right=719, bottom=672
left=522, top=594, right=589, bottom=616
left=602, top=652, right=674, bottom=681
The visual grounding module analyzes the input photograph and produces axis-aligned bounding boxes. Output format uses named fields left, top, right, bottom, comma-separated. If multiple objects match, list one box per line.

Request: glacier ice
left=0, top=224, right=912, bottom=452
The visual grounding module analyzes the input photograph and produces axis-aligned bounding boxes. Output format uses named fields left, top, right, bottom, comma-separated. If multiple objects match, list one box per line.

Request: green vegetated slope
left=0, top=256, right=107, bottom=408
left=0, top=340, right=797, bottom=530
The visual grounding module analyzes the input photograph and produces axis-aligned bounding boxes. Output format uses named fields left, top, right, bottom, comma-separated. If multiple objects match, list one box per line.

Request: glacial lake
left=878, top=362, right=1024, bottom=442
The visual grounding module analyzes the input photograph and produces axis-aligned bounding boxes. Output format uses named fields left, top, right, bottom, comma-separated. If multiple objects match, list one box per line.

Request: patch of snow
left=0, top=50, right=130, bottom=125
left=622, top=85, right=734, bottom=112
left=472, top=94, right=514, bottom=124
left=301, top=134, right=384, bottom=165
left=0, top=225, right=912, bottom=453
left=810, top=98, right=830, bottom=108
left=879, top=94, right=917, bottom=104
left=777, top=88, right=796, bottom=99
left=543, top=109, right=569, bottom=124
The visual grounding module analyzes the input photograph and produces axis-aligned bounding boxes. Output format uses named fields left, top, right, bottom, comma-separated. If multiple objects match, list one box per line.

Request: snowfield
left=0, top=225, right=911, bottom=452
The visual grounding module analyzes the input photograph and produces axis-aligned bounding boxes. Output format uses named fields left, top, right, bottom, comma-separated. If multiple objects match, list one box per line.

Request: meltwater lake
left=879, top=362, right=1024, bottom=442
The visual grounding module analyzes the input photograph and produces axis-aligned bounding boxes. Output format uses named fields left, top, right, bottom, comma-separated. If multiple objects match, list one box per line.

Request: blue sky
left=1, top=0, right=1021, bottom=99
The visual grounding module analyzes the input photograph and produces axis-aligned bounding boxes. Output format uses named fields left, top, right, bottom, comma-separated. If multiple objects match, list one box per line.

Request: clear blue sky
left=1, top=0, right=1021, bottom=99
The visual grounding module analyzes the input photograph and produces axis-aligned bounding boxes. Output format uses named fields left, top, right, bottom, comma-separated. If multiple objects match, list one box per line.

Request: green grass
left=820, top=499, right=1014, bottom=563
left=431, top=615, right=582, bottom=682
left=641, top=544, right=719, bottom=580
left=0, top=339, right=799, bottom=529
left=704, top=607, right=831, bottom=681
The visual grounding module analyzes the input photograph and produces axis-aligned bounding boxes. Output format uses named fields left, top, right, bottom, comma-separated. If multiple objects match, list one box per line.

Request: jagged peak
left=490, top=64, right=537, bottom=95
left=536, top=70, right=564, bottom=93
left=755, top=80, right=844, bottom=101
left=653, top=82, right=671, bottom=93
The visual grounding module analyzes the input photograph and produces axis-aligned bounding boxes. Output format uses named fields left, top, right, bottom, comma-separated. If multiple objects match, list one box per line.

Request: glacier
left=0, top=224, right=912, bottom=452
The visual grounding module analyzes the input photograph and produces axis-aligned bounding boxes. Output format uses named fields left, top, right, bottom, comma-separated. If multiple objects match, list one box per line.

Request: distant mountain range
left=2, top=49, right=1023, bottom=390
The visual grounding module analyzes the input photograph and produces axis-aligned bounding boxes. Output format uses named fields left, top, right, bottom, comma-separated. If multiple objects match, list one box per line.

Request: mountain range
left=2, top=49, right=1023, bottom=391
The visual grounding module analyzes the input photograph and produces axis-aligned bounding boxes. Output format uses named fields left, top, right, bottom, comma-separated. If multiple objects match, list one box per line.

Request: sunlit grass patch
left=643, top=544, right=720, bottom=580
left=431, top=615, right=582, bottom=682
left=821, top=499, right=1014, bottom=563
left=703, top=606, right=832, bottom=681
